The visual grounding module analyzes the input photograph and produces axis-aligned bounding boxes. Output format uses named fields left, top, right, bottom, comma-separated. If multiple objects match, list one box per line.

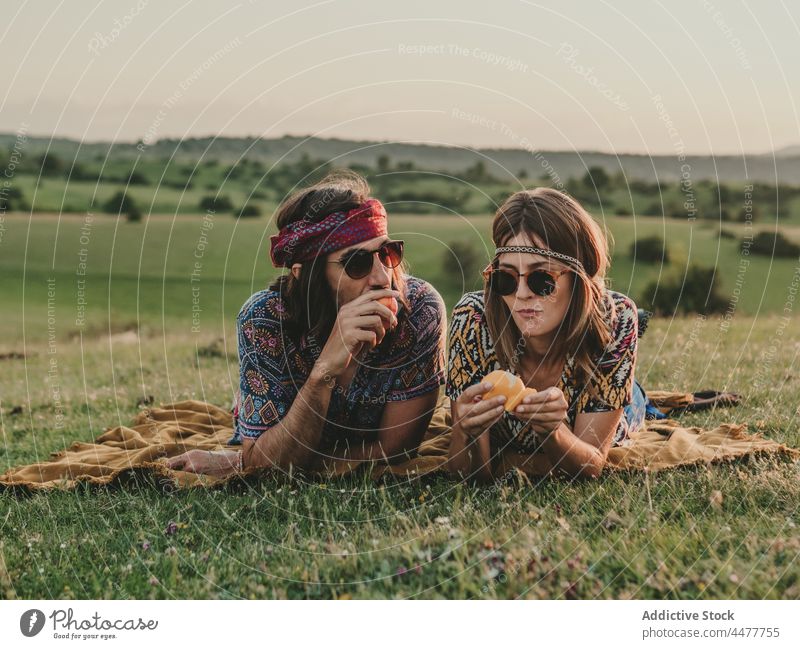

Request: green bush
left=38, top=152, right=64, bottom=177
left=199, top=195, right=233, bottom=213
left=103, top=190, right=139, bottom=218
left=743, top=230, right=800, bottom=258
left=630, top=235, right=670, bottom=263
left=0, top=185, right=27, bottom=211
left=442, top=240, right=483, bottom=286
left=642, top=264, right=726, bottom=315
left=238, top=204, right=262, bottom=218
left=582, top=166, right=610, bottom=191
left=127, top=170, right=149, bottom=185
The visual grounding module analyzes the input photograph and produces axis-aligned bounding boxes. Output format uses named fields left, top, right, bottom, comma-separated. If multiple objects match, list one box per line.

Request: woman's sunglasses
left=332, top=240, right=404, bottom=279
left=482, top=263, right=568, bottom=297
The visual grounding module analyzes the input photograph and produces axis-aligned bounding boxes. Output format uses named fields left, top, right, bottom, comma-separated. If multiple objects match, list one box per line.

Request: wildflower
left=142, top=540, right=151, bottom=551
left=165, top=521, right=178, bottom=536
left=483, top=550, right=506, bottom=580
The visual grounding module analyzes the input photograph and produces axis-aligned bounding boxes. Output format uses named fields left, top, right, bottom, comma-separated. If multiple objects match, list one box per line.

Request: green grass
left=1, top=212, right=799, bottom=346
left=1, top=212, right=798, bottom=599
left=1, top=307, right=799, bottom=599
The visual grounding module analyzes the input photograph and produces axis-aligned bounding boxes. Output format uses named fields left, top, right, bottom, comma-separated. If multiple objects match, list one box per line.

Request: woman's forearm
left=244, top=364, right=335, bottom=471
left=540, top=422, right=605, bottom=478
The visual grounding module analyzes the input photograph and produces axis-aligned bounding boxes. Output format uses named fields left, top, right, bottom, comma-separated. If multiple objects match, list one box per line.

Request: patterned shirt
left=445, top=288, right=638, bottom=451
left=229, top=275, right=447, bottom=446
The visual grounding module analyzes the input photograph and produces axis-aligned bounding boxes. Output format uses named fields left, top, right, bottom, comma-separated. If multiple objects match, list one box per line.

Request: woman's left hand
left=511, top=387, right=569, bottom=436
left=164, top=449, right=242, bottom=478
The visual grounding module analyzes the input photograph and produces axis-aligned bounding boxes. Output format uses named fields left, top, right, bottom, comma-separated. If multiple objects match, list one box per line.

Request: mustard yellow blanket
left=2, top=388, right=797, bottom=493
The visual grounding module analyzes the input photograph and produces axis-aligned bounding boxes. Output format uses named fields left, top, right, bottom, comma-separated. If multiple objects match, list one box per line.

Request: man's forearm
left=244, top=365, right=334, bottom=470
left=337, top=438, right=417, bottom=464
left=446, top=424, right=492, bottom=481
left=337, top=440, right=389, bottom=463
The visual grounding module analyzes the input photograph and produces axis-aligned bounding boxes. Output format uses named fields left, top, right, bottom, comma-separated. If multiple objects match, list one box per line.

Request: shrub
left=38, top=152, right=64, bottom=176
left=238, top=204, right=262, bottom=218
left=582, top=166, right=610, bottom=191
left=630, top=235, right=670, bottom=263
left=0, top=185, right=27, bottom=211
left=442, top=240, right=483, bottom=286
left=103, top=190, right=139, bottom=218
left=642, top=264, right=726, bottom=316
left=743, top=230, right=800, bottom=258
left=127, top=170, right=149, bottom=185
left=199, top=195, right=233, bottom=212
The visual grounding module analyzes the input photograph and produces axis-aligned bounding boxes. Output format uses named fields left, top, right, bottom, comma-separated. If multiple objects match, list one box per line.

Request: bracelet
left=235, top=449, right=244, bottom=472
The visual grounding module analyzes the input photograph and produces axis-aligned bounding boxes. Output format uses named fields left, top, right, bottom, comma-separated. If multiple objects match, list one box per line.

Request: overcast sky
left=1, top=0, right=798, bottom=154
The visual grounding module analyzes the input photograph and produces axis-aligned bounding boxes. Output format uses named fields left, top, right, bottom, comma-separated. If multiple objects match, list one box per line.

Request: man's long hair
left=269, top=170, right=409, bottom=345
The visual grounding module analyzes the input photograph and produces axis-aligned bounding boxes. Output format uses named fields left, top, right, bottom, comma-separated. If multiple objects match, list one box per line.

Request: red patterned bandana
left=269, top=198, right=388, bottom=267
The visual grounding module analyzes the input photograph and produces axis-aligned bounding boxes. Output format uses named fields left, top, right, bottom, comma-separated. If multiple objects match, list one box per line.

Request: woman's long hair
left=484, top=188, right=613, bottom=388
left=269, top=170, right=408, bottom=345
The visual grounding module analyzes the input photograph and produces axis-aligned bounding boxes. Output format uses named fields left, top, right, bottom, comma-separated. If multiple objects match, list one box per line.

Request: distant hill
left=2, top=133, right=800, bottom=185
left=773, top=144, right=800, bottom=158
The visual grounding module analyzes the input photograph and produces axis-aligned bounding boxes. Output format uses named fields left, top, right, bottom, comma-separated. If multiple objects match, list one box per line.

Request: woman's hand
left=511, top=387, right=569, bottom=437
left=164, top=449, right=242, bottom=478
left=451, top=381, right=507, bottom=439
left=315, top=288, right=400, bottom=379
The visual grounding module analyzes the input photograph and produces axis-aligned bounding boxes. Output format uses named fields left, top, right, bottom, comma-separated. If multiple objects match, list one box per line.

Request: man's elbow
left=579, top=463, right=605, bottom=480
left=381, top=439, right=420, bottom=465
left=573, top=454, right=607, bottom=480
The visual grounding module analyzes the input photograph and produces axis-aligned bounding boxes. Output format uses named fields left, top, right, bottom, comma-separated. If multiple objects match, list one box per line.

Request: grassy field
left=1, top=212, right=799, bottom=599
left=1, top=211, right=800, bottom=344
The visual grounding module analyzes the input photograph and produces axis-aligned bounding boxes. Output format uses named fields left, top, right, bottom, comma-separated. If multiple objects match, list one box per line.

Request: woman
left=445, top=187, right=648, bottom=481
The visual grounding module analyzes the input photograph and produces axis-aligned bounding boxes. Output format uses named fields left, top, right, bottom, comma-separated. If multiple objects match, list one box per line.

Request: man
left=166, top=171, right=446, bottom=477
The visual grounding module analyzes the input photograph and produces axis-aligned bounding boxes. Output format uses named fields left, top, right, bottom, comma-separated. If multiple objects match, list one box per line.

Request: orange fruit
left=481, top=369, right=537, bottom=412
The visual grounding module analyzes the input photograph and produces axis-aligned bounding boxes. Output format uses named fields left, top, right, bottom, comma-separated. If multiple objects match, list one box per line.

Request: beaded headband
left=494, top=245, right=584, bottom=271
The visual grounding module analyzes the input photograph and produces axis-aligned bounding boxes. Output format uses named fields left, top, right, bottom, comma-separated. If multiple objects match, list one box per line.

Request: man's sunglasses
left=482, top=263, right=569, bottom=297
left=332, top=240, right=404, bottom=279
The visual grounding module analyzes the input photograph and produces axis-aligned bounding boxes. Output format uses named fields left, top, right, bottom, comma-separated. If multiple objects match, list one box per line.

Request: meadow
left=1, top=211, right=798, bottom=599
left=2, top=211, right=800, bottom=344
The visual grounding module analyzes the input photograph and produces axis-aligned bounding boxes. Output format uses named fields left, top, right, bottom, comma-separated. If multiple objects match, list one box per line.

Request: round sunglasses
left=482, top=263, right=569, bottom=297
left=331, top=240, right=404, bottom=279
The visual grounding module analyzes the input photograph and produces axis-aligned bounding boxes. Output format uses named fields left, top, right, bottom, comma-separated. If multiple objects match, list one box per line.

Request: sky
left=1, top=0, right=798, bottom=155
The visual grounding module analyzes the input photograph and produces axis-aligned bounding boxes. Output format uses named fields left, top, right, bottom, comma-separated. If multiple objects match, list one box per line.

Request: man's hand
left=316, top=288, right=400, bottom=378
left=164, top=449, right=242, bottom=478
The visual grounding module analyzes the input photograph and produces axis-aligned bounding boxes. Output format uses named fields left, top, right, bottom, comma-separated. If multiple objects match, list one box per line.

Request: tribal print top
left=445, top=288, right=638, bottom=451
left=229, top=275, right=446, bottom=448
